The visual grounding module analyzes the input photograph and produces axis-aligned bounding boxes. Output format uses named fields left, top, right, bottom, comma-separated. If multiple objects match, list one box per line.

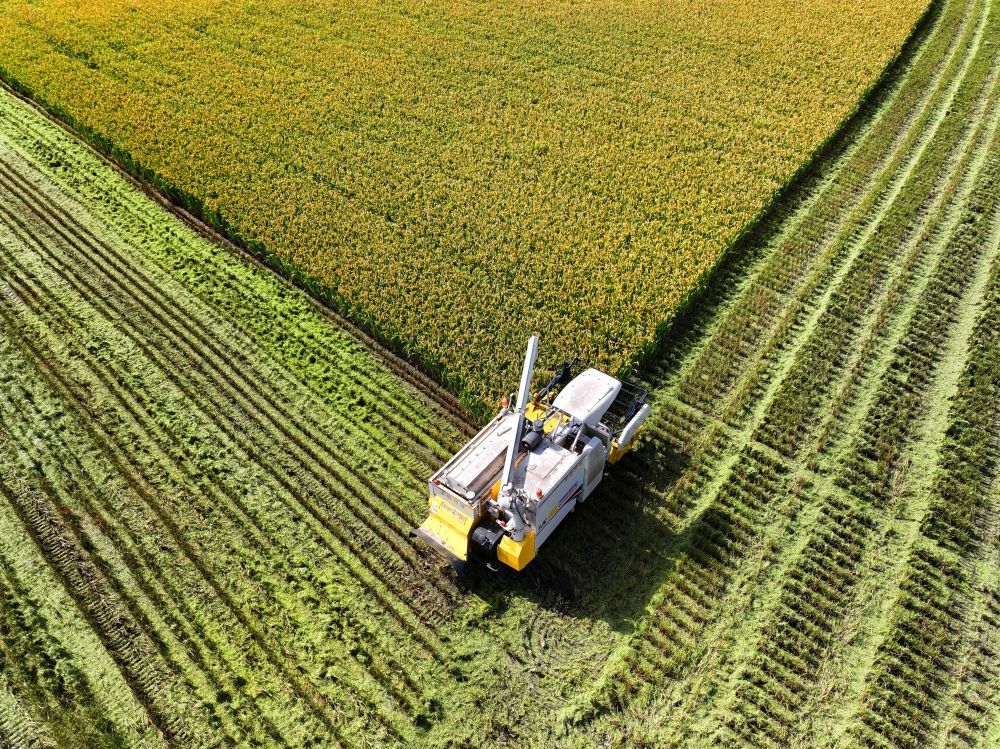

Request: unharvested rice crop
left=0, top=0, right=928, bottom=406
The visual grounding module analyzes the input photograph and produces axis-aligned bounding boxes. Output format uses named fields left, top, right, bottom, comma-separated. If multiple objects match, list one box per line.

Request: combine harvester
left=414, top=335, right=651, bottom=572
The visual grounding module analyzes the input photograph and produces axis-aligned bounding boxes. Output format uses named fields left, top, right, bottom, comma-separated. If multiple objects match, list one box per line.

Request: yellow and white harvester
left=413, top=335, right=651, bottom=573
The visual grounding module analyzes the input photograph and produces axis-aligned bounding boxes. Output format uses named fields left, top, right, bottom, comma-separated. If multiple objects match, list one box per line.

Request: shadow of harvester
left=458, top=429, right=702, bottom=634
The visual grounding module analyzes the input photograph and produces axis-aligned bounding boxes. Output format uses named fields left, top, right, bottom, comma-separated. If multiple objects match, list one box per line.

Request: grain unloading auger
left=413, top=335, right=651, bottom=573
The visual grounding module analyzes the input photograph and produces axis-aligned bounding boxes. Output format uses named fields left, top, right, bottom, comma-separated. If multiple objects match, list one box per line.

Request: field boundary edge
left=0, top=0, right=941, bottom=421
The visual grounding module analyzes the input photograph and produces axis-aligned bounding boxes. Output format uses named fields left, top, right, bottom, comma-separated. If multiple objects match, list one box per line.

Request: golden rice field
left=0, top=0, right=929, bottom=407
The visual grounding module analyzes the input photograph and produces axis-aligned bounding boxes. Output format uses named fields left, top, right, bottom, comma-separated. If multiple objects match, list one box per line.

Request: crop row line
left=0, top=155, right=457, bottom=634
left=754, top=49, right=1000, bottom=462
left=0, top=81, right=477, bottom=447
left=0, top=150, right=458, bottom=611
left=563, top=0, right=993, bottom=738
left=0, top=254, right=396, bottom=743
left=0, top=337, right=315, bottom=746
left=631, top=25, right=1000, bottom=730
left=724, top=0, right=990, bottom=433
left=831, top=34, right=999, bottom=503
left=0, top=441, right=200, bottom=745
left=726, top=37, right=1000, bottom=745
left=844, top=142, right=1000, bottom=749
left=668, top=0, right=984, bottom=417
left=0, top=217, right=431, bottom=743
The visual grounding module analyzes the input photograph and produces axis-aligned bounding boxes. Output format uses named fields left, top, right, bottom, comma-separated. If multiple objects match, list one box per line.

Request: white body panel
left=533, top=436, right=606, bottom=548
left=553, top=369, right=621, bottom=426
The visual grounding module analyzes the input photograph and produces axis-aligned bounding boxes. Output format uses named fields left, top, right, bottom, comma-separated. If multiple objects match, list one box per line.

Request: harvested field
left=0, top=0, right=929, bottom=405
left=0, top=0, right=998, bottom=746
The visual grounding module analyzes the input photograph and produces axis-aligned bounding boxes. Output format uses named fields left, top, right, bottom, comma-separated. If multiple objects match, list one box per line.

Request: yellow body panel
left=525, top=402, right=568, bottom=435
left=417, top=495, right=476, bottom=562
left=524, top=402, right=546, bottom=421
left=608, top=428, right=645, bottom=464
left=497, top=533, right=536, bottom=571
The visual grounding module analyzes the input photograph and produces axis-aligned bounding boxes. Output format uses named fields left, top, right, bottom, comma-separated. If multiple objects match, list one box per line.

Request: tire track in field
left=0, top=218, right=429, bottom=743
left=0, top=165, right=454, bottom=708
left=0, top=95, right=475, bottom=454
left=704, top=58, right=1000, bottom=748
left=0, top=475, right=172, bottom=749
left=0, top=279, right=370, bottom=745
left=559, top=0, right=995, bottom=738
left=607, top=0, right=980, bottom=543
left=0, top=147, right=462, bottom=613
left=0, top=336, right=307, bottom=747
left=0, top=437, right=207, bottom=747
left=0, top=154, right=458, bottom=608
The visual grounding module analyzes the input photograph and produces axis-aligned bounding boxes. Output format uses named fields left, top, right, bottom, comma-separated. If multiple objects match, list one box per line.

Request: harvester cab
left=412, top=335, right=651, bottom=573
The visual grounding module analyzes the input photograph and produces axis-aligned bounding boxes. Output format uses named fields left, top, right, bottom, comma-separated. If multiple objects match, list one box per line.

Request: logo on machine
left=541, top=483, right=583, bottom=528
